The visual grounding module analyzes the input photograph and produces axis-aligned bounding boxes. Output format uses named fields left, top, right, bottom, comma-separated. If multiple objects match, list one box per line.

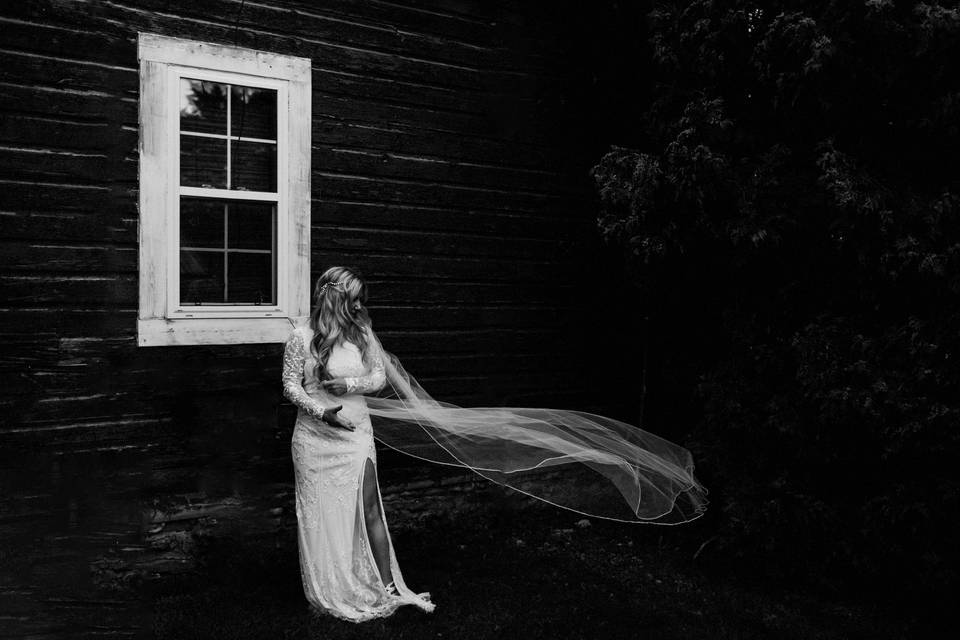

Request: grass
left=150, top=486, right=923, bottom=640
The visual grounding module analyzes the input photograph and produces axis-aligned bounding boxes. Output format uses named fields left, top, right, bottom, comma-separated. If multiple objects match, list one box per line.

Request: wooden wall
left=0, top=0, right=636, bottom=634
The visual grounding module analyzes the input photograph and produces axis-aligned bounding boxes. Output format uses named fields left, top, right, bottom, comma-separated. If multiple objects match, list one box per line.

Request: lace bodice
left=281, top=326, right=387, bottom=421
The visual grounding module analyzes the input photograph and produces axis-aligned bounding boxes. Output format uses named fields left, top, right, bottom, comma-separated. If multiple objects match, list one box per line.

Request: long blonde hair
left=309, top=266, right=371, bottom=380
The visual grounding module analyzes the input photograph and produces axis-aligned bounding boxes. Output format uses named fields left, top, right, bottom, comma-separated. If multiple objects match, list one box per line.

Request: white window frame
left=137, top=33, right=311, bottom=346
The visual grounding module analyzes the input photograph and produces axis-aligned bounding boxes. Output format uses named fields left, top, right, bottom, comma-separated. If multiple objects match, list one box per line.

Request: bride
left=282, top=266, right=708, bottom=622
left=282, top=266, right=434, bottom=622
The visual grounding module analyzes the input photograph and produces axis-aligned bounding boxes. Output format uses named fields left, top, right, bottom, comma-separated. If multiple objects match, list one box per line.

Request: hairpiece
left=319, top=280, right=346, bottom=295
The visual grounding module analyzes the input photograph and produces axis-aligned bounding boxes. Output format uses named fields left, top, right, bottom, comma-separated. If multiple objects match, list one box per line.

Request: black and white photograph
left=0, top=1, right=954, bottom=638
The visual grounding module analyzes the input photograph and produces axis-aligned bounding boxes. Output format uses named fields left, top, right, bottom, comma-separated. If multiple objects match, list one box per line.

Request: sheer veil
left=361, top=326, right=708, bottom=525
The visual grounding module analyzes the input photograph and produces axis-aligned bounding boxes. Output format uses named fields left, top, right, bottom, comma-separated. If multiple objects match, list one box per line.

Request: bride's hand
left=322, top=405, right=355, bottom=431
left=322, top=377, right=349, bottom=396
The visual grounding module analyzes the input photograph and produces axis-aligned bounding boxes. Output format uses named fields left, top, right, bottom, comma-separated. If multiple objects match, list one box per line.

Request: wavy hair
left=309, top=266, right=371, bottom=380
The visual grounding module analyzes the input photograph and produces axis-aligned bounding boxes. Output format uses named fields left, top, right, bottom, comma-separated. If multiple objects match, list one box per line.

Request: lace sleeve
left=345, top=337, right=386, bottom=394
left=282, top=329, right=327, bottom=421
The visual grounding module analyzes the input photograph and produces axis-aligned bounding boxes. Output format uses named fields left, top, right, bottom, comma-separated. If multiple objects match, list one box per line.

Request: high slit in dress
left=282, top=325, right=435, bottom=622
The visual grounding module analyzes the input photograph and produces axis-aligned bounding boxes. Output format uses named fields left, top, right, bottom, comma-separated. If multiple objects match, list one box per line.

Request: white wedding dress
left=282, top=325, right=435, bottom=622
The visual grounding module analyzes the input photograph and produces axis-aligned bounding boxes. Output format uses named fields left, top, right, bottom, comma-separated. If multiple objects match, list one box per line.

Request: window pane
left=231, top=85, right=277, bottom=140
left=227, top=252, right=274, bottom=304
left=178, top=199, right=277, bottom=306
left=180, top=135, right=227, bottom=188
left=180, top=78, right=227, bottom=135
left=228, top=202, right=274, bottom=250
left=232, top=141, right=276, bottom=191
left=181, top=199, right=224, bottom=248
left=180, top=250, right=224, bottom=305
left=180, top=79, right=228, bottom=135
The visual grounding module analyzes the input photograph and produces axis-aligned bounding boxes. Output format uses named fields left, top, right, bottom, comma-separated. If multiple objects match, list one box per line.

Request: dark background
left=582, top=0, right=960, bottom=625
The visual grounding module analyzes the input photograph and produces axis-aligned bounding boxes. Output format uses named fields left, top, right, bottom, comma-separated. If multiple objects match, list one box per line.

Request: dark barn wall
left=0, top=0, right=629, bottom=630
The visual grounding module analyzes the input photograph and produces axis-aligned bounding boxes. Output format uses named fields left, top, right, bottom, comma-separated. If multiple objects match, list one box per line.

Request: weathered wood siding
left=0, top=0, right=634, bottom=634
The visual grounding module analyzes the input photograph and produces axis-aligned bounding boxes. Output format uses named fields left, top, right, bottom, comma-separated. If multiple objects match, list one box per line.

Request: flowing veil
left=362, top=326, right=708, bottom=524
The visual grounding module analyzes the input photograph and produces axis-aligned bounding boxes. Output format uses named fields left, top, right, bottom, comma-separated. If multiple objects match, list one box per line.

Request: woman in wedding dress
left=282, top=266, right=435, bottom=622
left=283, top=265, right=708, bottom=622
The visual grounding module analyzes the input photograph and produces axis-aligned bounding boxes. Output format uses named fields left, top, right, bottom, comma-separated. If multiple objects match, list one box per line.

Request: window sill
left=137, top=316, right=307, bottom=346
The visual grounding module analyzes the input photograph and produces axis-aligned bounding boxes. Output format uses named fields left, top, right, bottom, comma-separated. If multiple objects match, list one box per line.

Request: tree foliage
left=591, top=0, right=960, bottom=607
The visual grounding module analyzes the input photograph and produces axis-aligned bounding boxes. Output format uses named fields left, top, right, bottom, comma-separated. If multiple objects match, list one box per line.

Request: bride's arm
left=281, top=330, right=328, bottom=421
left=344, top=334, right=386, bottom=394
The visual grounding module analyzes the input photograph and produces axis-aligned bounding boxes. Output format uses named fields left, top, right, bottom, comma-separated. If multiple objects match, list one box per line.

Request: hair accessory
left=319, top=280, right=346, bottom=295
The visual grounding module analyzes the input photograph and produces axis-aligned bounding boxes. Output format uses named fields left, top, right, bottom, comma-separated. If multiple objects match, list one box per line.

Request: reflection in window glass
left=179, top=77, right=278, bottom=191
left=180, top=79, right=228, bottom=135
left=180, top=135, right=227, bottom=188
left=232, top=141, right=277, bottom=191
left=231, top=85, right=277, bottom=140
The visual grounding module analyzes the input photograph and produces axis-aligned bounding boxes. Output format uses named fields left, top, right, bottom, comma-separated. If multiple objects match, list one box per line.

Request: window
left=137, top=33, right=311, bottom=346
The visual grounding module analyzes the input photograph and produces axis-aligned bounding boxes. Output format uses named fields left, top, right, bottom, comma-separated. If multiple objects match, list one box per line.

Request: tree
left=591, top=0, right=960, bottom=608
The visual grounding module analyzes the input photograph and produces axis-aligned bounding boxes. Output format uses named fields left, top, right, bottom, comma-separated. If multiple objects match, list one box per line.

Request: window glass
left=179, top=135, right=227, bottom=188
left=232, top=141, right=277, bottom=191
left=227, top=201, right=274, bottom=250
left=180, top=250, right=224, bottom=306
left=180, top=79, right=228, bottom=134
left=178, top=76, right=279, bottom=307
left=180, top=198, right=224, bottom=248
left=179, top=198, right=276, bottom=305
left=227, top=252, right=274, bottom=305
left=178, top=77, right=278, bottom=192
left=231, top=85, right=277, bottom=140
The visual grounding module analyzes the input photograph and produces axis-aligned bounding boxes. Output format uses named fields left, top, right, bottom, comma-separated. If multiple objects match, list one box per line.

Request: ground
left=148, top=485, right=924, bottom=640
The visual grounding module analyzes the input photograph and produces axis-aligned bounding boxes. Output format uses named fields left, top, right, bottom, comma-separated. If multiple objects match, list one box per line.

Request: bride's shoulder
left=287, top=324, right=313, bottom=343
